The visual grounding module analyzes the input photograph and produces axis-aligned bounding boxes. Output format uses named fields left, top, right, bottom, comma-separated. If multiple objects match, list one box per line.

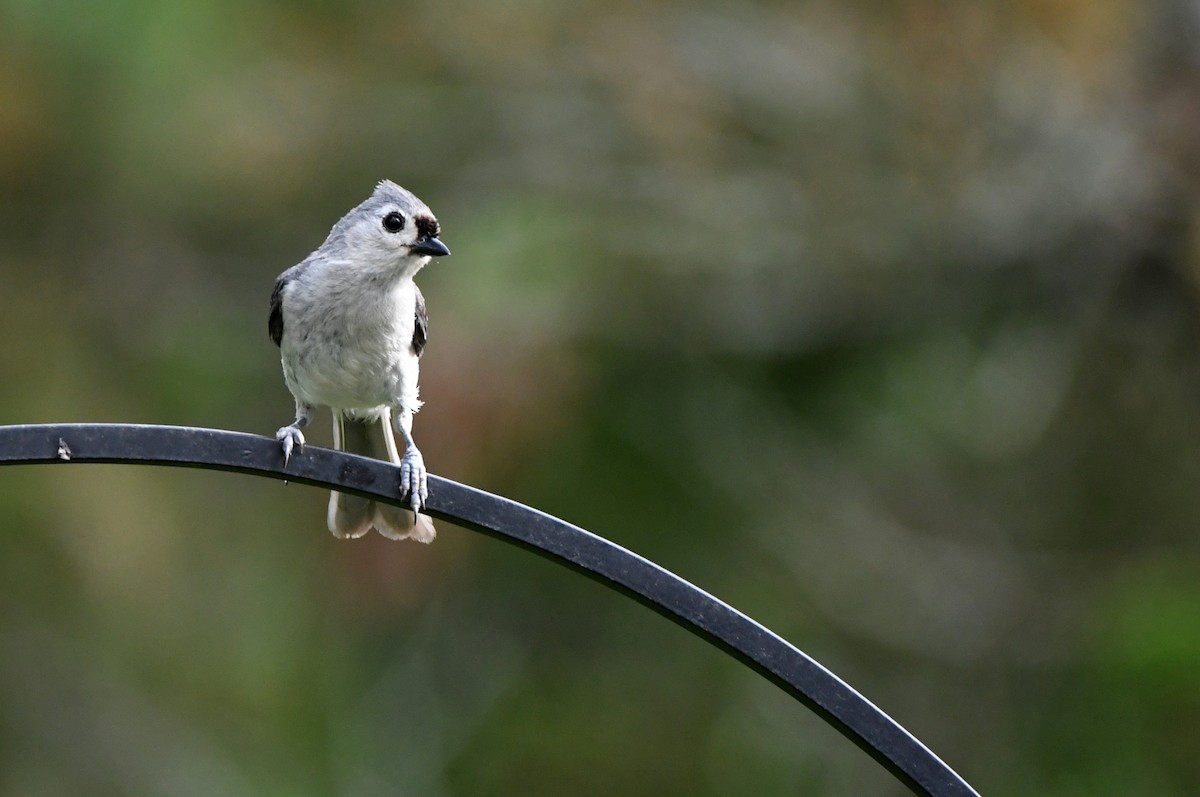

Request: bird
left=268, top=180, right=449, bottom=541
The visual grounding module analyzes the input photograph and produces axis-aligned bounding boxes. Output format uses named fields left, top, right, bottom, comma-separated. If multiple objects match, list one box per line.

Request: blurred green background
left=3, top=1, right=1200, bottom=795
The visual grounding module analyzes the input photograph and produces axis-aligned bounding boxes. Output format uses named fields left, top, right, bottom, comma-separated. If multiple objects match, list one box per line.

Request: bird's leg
left=378, top=407, right=403, bottom=465
left=393, top=407, right=428, bottom=513
left=276, top=400, right=314, bottom=466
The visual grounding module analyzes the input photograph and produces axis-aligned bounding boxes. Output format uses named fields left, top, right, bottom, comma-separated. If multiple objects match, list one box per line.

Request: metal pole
left=0, top=423, right=981, bottom=797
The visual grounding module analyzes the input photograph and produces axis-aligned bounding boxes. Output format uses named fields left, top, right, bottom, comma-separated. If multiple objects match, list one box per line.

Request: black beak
left=410, top=237, right=450, bottom=257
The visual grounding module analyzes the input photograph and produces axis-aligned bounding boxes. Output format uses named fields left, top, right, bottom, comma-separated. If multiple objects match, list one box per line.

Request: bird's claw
left=399, top=449, right=428, bottom=513
left=276, top=425, right=306, bottom=467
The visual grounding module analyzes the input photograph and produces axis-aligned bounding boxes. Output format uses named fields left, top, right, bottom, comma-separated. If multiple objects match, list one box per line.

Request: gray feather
left=413, top=284, right=428, bottom=357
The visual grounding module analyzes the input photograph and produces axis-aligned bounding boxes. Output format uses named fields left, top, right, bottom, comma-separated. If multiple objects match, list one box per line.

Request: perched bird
left=269, top=180, right=449, bottom=541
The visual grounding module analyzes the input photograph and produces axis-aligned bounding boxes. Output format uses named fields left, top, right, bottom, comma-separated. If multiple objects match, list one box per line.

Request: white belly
left=280, top=277, right=420, bottom=416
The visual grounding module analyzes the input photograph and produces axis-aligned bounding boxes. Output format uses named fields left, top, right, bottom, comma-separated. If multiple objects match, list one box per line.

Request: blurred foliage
left=3, top=1, right=1200, bottom=795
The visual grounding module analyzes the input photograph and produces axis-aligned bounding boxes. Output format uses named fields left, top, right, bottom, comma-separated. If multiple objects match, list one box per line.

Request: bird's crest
left=372, top=179, right=423, bottom=210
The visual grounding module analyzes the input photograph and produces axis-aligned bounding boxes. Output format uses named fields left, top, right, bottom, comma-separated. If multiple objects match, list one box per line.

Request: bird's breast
left=281, top=277, right=419, bottom=413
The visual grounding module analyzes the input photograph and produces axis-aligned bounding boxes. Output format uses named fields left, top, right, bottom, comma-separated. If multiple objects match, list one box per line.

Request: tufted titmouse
left=268, top=180, right=449, bottom=541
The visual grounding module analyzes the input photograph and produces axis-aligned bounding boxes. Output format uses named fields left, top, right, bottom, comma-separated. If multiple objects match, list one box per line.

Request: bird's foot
left=399, top=448, right=428, bottom=513
left=276, top=425, right=306, bottom=466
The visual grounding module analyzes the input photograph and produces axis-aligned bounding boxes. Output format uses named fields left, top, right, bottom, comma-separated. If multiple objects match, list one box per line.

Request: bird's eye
left=382, top=212, right=405, bottom=233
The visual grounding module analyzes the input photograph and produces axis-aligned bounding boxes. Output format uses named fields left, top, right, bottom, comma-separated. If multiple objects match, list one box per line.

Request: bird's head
left=322, top=180, right=450, bottom=277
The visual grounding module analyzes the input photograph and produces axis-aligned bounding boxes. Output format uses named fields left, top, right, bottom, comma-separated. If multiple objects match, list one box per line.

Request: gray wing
left=268, top=276, right=286, bottom=347
left=269, top=265, right=304, bottom=348
left=413, top=284, right=428, bottom=357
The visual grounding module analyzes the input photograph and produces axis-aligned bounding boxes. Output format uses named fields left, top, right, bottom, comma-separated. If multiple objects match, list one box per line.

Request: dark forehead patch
left=415, top=215, right=440, bottom=240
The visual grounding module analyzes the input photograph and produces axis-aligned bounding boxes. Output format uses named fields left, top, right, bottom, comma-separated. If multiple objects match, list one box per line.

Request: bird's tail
left=327, top=410, right=436, bottom=542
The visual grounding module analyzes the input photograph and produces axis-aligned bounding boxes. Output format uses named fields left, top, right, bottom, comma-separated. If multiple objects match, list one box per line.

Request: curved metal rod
left=0, top=423, right=979, bottom=797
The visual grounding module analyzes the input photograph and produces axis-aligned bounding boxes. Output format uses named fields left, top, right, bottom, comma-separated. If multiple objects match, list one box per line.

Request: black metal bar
left=0, top=423, right=980, bottom=797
